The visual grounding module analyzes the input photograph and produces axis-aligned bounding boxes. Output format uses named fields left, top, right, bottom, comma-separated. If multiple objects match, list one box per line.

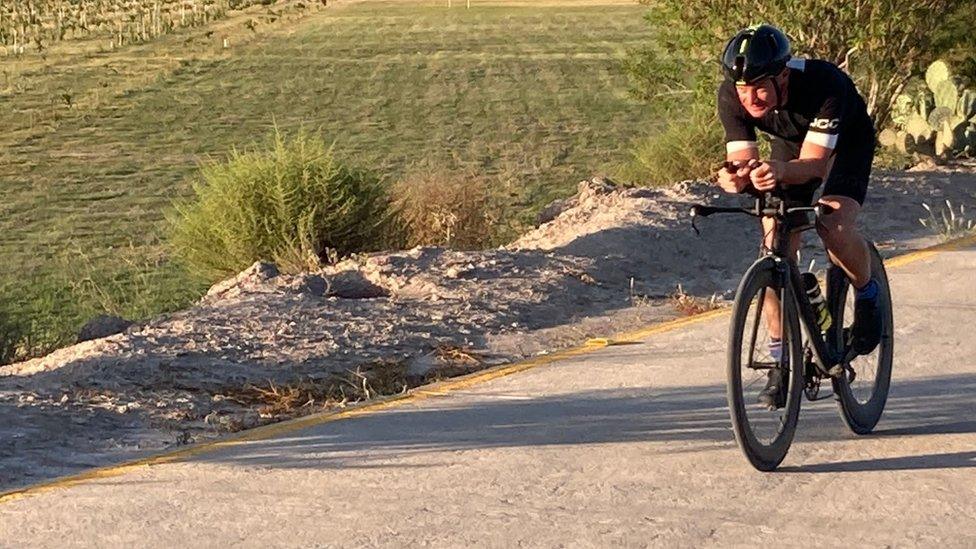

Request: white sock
left=769, top=338, right=783, bottom=362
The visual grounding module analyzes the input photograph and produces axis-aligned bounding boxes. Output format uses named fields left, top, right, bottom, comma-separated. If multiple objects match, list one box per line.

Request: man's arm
left=717, top=84, right=760, bottom=192
left=772, top=142, right=832, bottom=186
left=751, top=86, right=845, bottom=189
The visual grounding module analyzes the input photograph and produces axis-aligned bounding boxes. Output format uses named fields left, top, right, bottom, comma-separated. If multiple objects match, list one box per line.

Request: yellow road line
left=884, top=233, right=976, bottom=268
left=2, top=233, right=974, bottom=504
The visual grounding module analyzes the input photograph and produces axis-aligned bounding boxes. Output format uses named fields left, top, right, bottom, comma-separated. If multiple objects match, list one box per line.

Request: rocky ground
left=2, top=168, right=975, bottom=490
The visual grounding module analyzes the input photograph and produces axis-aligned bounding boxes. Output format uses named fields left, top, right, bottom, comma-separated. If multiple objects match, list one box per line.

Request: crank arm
left=827, top=346, right=859, bottom=379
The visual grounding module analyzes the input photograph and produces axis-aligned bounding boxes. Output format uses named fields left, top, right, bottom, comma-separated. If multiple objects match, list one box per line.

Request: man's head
left=722, top=24, right=791, bottom=117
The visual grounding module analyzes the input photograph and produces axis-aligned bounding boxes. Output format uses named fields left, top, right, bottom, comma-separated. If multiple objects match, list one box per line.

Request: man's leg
left=816, top=136, right=881, bottom=355
left=757, top=217, right=802, bottom=409
left=761, top=216, right=803, bottom=342
left=815, top=195, right=871, bottom=287
left=816, top=194, right=881, bottom=354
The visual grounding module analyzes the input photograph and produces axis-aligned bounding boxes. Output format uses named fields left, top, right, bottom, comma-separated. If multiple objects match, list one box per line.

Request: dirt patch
left=1, top=169, right=975, bottom=490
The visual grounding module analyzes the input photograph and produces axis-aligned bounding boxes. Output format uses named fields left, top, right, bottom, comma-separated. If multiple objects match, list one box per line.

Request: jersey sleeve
left=804, top=73, right=848, bottom=152
left=717, top=82, right=757, bottom=155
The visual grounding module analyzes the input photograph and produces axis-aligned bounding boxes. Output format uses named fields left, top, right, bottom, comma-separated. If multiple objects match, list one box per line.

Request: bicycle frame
left=762, top=195, right=846, bottom=376
left=694, top=192, right=846, bottom=376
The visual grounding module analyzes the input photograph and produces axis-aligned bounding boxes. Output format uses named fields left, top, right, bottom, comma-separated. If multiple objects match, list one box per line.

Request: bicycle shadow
left=781, top=372, right=976, bottom=473
left=781, top=450, right=976, bottom=473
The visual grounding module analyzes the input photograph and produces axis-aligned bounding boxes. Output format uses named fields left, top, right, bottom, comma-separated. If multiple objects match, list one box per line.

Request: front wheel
left=727, top=258, right=804, bottom=471
left=829, top=243, right=894, bottom=434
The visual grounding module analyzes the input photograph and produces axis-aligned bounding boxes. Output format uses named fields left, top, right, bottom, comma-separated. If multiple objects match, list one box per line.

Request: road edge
left=2, top=232, right=974, bottom=504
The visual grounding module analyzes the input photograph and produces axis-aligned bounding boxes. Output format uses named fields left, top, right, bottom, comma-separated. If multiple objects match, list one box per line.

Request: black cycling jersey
left=717, top=58, right=876, bottom=204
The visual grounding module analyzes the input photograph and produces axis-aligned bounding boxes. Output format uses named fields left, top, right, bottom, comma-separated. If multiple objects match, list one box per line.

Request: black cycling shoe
left=850, top=295, right=882, bottom=355
left=757, top=366, right=787, bottom=410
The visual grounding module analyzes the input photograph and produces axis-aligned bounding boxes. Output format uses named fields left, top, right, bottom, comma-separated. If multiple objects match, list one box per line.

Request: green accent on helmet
left=738, top=38, right=749, bottom=55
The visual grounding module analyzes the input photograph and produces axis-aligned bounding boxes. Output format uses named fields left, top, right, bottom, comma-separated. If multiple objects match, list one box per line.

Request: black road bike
left=691, top=192, right=894, bottom=471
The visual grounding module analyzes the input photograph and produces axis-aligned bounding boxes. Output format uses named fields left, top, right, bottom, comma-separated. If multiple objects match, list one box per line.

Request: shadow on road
left=193, top=372, right=976, bottom=473
left=781, top=450, right=976, bottom=473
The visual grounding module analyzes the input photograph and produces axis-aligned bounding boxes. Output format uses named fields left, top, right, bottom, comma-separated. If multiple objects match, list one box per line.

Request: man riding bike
left=714, top=24, right=882, bottom=409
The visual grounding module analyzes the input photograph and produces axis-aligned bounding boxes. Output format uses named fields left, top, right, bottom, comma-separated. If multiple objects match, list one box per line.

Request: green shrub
left=0, top=278, right=76, bottom=365
left=56, top=242, right=203, bottom=322
left=0, top=304, right=26, bottom=365
left=0, top=278, right=73, bottom=365
left=0, top=245, right=203, bottom=366
left=169, top=129, right=393, bottom=281
left=625, top=101, right=725, bottom=185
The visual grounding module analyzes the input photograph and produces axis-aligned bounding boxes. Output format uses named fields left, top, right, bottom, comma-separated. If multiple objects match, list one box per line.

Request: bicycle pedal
left=828, top=362, right=856, bottom=381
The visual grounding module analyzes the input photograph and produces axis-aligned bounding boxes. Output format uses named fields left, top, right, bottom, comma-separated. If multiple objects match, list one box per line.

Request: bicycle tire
left=727, top=258, right=804, bottom=471
left=829, top=243, right=894, bottom=434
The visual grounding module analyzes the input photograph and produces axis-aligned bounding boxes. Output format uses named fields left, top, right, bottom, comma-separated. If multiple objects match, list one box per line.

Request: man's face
left=735, top=78, right=777, bottom=118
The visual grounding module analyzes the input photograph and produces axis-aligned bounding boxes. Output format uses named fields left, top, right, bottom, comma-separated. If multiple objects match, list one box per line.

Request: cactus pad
left=934, top=80, right=959, bottom=110
left=926, top=60, right=951, bottom=93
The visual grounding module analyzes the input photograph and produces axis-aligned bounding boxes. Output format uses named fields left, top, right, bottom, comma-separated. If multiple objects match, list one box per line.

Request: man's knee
left=816, top=195, right=860, bottom=243
left=816, top=214, right=842, bottom=241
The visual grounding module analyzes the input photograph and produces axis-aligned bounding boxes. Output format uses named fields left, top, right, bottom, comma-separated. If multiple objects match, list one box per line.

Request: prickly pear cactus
left=905, top=114, right=933, bottom=141
left=891, top=94, right=915, bottom=127
left=883, top=59, right=976, bottom=160
left=879, top=128, right=898, bottom=148
left=935, top=121, right=954, bottom=157
left=918, top=91, right=933, bottom=120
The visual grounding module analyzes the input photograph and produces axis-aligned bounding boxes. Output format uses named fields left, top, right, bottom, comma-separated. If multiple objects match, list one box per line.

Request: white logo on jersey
left=811, top=118, right=840, bottom=130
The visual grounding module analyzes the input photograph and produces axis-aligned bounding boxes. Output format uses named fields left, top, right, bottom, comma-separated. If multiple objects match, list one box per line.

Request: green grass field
left=0, top=0, right=654, bottom=358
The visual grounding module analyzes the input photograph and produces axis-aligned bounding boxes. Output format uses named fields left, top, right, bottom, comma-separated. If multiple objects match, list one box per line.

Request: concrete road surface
left=2, top=244, right=975, bottom=547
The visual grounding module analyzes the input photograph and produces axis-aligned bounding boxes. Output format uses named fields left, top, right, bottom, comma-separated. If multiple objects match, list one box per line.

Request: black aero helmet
left=721, top=24, right=791, bottom=85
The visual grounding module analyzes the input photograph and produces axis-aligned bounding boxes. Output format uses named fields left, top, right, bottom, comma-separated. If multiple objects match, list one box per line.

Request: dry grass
left=434, top=344, right=484, bottom=365
left=216, top=344, right=490, bottom=426
left=423, top=344, right=487, bottom=379
left=919, top=200, right=976, bottom=241
left=669, top=283, right=721, bottom=316
left=391, top=167, right=499, bottom=250
left=628, top=276, right=653, bottom=308
left=223, top=359, right=411, bottom=419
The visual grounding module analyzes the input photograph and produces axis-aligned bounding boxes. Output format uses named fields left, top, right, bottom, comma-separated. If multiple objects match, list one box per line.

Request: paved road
left=2, top=245, right=975, bottom=547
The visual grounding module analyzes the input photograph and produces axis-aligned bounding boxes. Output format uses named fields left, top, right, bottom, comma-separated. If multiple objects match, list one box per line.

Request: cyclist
left=714, top=24, right=881, bottom=408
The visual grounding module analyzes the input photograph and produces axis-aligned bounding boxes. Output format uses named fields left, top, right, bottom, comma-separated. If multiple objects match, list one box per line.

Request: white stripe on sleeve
left=726, top=140, right=758, bottom=154
left=804, top=131, right=838, bottom=149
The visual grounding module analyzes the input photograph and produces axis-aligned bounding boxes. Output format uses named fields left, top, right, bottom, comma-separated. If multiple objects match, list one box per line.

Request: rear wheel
left=829, top=243, right=894, bottom=434
left=727, top=259, right=804, bottom=471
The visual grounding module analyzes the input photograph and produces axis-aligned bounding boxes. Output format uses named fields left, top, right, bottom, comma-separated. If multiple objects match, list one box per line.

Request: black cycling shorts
left=770, top=135, right=874, bottom=205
